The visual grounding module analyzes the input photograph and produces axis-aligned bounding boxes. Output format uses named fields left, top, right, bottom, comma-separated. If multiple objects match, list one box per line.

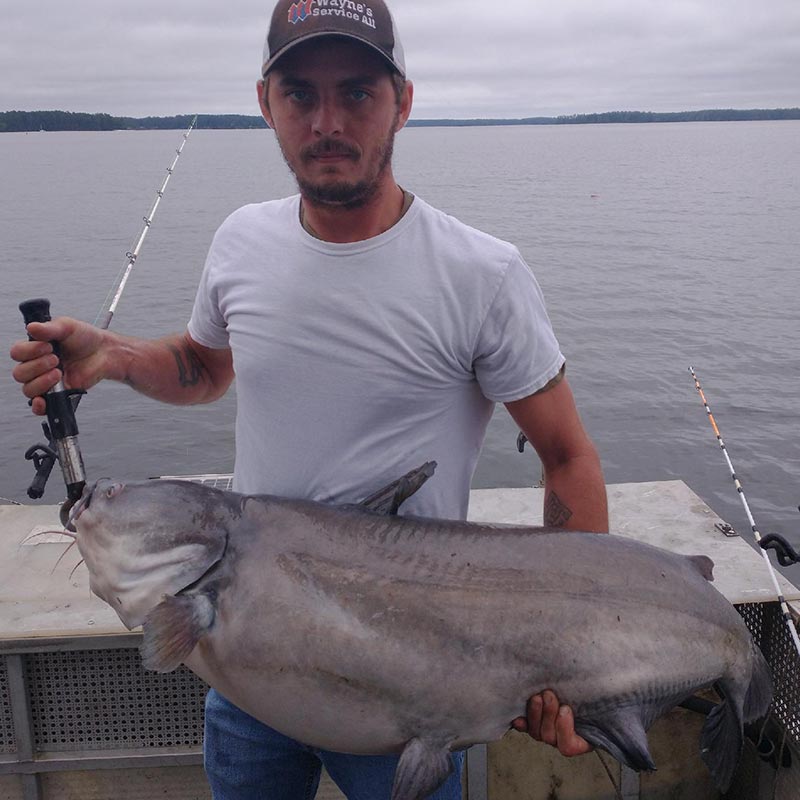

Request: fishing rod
left=97, top=115, right=197, bottom=330
left=19, top=116, right=198, bottom=525
left=689, top=366, right=800, bottom=658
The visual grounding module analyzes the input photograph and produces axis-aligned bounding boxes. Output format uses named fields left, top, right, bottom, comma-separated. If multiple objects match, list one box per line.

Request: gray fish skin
left=73, top=475, right=772, bottom=799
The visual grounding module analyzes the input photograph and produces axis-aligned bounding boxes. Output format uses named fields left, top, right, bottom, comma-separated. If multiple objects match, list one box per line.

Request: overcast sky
left=3, top=0, right=799, bottom=119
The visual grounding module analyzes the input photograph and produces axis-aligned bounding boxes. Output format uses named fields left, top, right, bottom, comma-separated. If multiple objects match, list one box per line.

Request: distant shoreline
left=1, top=108, right=799, bottom=132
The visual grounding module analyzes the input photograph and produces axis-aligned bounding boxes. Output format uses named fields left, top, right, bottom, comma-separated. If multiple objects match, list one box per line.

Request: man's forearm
left=108, top=331, right=230, bottom=405
left=543, top=452, right=608, bottom=532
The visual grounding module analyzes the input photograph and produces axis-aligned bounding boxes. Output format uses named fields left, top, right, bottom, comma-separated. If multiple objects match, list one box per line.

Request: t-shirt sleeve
left=473, top=250, right=565, bottom=403
left=187, top=247, right=230, bottom=349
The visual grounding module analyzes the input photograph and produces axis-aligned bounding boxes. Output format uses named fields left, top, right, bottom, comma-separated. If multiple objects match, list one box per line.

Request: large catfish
left=69, top=463, right=771, bottom=799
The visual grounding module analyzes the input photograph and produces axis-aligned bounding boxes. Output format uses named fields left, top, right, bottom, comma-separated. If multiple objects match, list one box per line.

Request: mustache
left=302, top=140, right=360, bottom=160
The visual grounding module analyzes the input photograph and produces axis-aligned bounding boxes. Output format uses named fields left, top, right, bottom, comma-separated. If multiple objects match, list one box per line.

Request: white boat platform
left=1, top=479, right=798, bottom=799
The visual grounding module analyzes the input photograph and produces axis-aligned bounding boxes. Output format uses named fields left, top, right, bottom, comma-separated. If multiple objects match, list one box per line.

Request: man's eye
left=288, top=90, right=311, bottom=103
left=349, top=89, right=369, bottom=101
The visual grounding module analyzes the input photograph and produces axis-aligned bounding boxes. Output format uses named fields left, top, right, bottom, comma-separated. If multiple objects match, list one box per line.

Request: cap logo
left=288, top=0, right=314, bottom=23
left=287, top=0, right=378, bottom=29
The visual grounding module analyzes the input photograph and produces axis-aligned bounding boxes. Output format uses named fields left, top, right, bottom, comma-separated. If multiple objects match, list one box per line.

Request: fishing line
left=689, top=366, right=800, bottom=658
left=594, top=751, right=624, bottom=800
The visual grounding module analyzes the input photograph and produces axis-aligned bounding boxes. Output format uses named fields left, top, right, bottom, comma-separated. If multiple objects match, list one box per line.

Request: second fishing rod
left=19, top=116, right=198, bottom=524
left=689, top=366, right=800, bottom=660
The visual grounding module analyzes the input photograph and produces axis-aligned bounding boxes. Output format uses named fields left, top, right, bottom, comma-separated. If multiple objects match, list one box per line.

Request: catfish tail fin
left=700, top=643, right=773, bottom=792
left=699, top=687, right=742, bottom=793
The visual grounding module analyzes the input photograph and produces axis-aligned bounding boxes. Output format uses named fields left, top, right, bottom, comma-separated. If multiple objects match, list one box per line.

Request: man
left=11, top=0, right=607, bottom=797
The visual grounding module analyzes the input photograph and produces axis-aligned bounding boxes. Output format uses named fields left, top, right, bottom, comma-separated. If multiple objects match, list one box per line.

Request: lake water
left=1, top=122, right=798, bottom=567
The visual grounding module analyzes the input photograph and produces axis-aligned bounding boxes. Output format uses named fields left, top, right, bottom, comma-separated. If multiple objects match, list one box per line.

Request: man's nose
left=312, top=97, right=344, bottom=137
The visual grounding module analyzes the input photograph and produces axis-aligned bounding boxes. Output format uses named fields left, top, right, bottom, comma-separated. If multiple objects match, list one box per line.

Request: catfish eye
left=105, top=483, right=124, bottom=499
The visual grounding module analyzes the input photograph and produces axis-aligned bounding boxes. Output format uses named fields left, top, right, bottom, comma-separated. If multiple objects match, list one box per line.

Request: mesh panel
left=0, top=658, right=15, bottom=754
left=26, top=649, right=207, bottom=752
left=738, top=602, right=800, bottom=748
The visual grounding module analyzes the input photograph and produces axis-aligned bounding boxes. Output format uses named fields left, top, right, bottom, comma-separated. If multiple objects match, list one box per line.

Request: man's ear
left=256, top=79, right=274, bottom=129
left=395, top=80, right=414, bottom=132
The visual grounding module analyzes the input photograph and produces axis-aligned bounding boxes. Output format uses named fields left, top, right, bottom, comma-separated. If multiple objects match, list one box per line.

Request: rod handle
left=20, top=297, right=52, bottom=326
left=19, top=298, right=87, bottom=508
left=19, top=297, right=63, bottom=365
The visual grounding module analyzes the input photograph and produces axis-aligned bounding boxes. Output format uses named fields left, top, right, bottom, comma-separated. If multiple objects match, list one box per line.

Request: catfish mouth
left=62, top=477, right=231, bottom=630
left=64, top=480, right=100, bottom=532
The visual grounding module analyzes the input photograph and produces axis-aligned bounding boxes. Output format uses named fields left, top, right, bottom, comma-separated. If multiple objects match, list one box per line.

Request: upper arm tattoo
left=544, top=490, right=573, bottom=527
left=168, top=343, right=209, bottom=388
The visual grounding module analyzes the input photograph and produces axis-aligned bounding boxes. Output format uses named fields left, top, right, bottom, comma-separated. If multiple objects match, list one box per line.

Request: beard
left=279, top=115, right=398, bottom=210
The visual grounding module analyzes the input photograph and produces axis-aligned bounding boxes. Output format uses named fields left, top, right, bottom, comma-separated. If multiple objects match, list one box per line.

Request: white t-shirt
left=188, top=194, right=564, bottom=519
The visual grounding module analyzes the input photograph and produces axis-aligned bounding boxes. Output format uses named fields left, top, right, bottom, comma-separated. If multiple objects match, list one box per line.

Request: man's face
left=258, top=38, right=412, bottom=209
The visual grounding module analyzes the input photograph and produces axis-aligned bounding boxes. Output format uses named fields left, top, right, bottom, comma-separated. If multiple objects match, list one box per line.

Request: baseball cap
left=262, top=0, right=406, bottom=78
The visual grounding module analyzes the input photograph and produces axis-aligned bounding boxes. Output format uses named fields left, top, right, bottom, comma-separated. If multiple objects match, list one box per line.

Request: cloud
left=2, top=0, right=798, bottom=118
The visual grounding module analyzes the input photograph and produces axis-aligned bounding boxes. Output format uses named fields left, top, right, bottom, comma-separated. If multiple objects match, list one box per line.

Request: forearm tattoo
left=544, top=491, right=573, bottom=527
left=168, top=343, right=208, bottom=388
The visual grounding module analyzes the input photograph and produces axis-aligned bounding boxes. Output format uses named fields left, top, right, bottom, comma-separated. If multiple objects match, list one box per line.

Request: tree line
left=2, top=108, right=798, bottom=132
left=0, top=111, right=268, bottom=132
left=408, top=108, right=800, bottom=126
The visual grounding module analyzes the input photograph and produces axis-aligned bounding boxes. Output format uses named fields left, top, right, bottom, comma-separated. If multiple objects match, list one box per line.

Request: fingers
left=511, top=715, right=527, bottom=733
left=29, top=397, right=47, bottom=416
left=554, top=705, right=592, bottom=757
left=535, top=690, right=559, bottom=745
left=10, top=347, right=62, bottom=407
left=9, top=337, right=54, bottom=365
left=22, top=318, right=73, bottom=344
left=516, top=691, right=592, bottom=758
left=10, top=318, right=95, bottom=411
left=10, top=321, right=71, bottom=412
left=512, top=691, right=554, bottom=743
left=12, top=350, right=59, bottom=386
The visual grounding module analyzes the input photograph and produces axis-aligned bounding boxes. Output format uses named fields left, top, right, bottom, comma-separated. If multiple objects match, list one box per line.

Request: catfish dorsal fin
left=141, top=593, right=215, bottom=673
left=360, top=461, right=437, bottom=516
left=688, top=555, right=715, bottom=582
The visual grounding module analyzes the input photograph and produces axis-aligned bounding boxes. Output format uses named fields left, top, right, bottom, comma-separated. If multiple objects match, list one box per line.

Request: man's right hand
left=10, top=317, right=114, bottom=416
left=11, top=320, right=234, bottom=410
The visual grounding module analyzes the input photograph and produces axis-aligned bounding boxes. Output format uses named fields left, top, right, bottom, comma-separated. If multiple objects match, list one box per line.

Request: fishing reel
left=24, top=400, right=85, bottom=501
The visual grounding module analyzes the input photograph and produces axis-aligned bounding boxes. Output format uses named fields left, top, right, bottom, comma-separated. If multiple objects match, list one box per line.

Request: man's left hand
left=512, top=690, right=592, bottom=757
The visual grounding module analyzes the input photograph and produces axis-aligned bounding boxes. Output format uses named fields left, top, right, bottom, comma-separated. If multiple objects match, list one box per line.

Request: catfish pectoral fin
left=390, top=736, right=454, bottom=800
left=141, top=593, right=215, bottom=673
left=575, top=707, right=657, bottom=773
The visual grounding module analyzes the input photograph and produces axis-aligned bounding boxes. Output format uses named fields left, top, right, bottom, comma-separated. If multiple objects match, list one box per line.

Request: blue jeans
left=204, top=690, right=464, bottom=800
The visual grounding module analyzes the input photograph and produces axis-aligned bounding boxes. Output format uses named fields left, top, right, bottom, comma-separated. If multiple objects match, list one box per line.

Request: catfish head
left=71, top=478, right=236, bottom=629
